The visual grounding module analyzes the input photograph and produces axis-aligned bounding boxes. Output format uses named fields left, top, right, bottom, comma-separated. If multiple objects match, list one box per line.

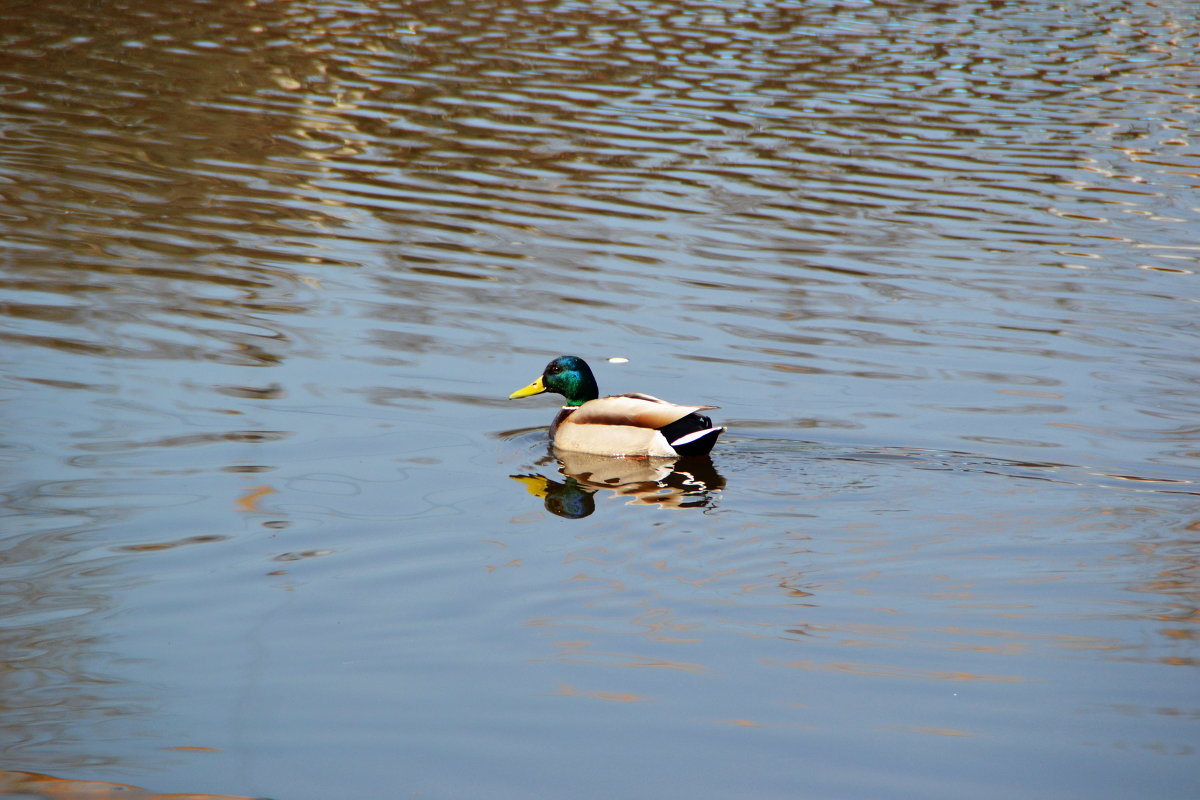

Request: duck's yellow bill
left=509, top=375, right=546, bottom=399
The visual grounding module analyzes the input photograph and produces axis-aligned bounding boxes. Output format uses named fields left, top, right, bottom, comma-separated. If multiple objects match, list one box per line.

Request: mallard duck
left=508, top=355, right=725, bottom=457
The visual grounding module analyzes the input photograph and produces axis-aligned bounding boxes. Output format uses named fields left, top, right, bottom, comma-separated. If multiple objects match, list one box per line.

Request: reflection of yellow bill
left=508, top=375, right=546, bottom=399
left=510, top=474, right=550, bottom=498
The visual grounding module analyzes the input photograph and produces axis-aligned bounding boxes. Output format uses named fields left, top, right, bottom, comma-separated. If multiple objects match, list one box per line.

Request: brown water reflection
left=0, top=769, right=262, bottom=800
left=2, top=0, right=1198, bottom=797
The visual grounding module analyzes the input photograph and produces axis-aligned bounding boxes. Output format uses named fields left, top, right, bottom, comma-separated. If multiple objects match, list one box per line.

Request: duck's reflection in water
left=513, top=449, right=725, bottom=518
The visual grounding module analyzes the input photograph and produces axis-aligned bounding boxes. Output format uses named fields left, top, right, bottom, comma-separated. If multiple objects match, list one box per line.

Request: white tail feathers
left=669, top=427, right=724, bottom=448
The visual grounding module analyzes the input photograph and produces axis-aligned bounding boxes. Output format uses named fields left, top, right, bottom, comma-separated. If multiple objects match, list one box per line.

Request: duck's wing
left=568, top=393, right=718, bottom=429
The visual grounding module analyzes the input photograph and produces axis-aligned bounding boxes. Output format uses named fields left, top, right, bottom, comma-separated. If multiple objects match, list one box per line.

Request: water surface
left=1, top=1, right=1197, bottom=798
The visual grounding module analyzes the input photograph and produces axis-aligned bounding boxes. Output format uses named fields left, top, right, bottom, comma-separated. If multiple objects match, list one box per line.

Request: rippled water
left=2, top=1, right=1197, bottom=798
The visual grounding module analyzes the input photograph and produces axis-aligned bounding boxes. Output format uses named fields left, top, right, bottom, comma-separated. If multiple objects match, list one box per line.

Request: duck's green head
left=508, top=355, right=599, bottom=407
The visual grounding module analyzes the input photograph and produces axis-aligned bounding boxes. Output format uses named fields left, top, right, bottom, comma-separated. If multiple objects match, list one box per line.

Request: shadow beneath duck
left=512, top=449, right=726, bottom=519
